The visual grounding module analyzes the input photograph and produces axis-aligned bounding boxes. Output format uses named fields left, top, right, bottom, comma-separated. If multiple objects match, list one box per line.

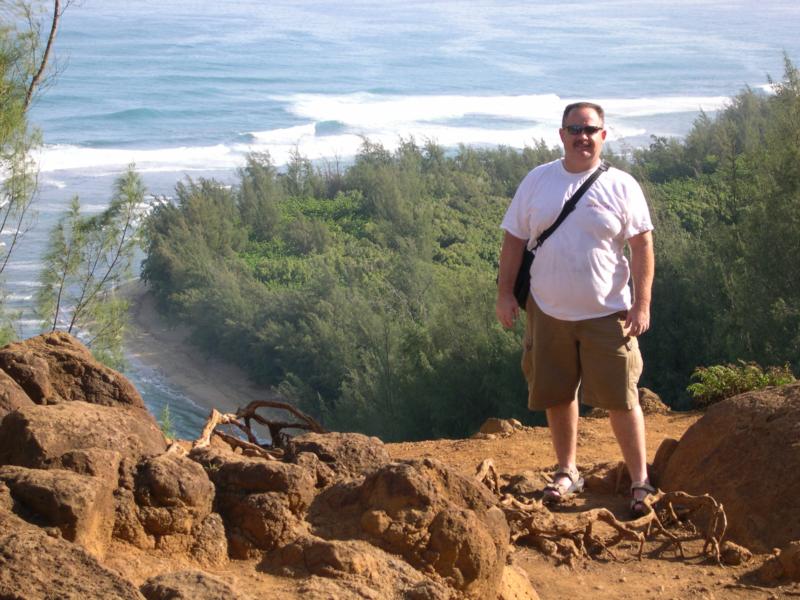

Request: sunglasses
left=564, top=125, right=604, bottom=136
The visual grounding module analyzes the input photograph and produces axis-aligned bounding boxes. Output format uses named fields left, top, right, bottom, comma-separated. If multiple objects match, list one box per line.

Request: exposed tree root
left=475, top=458, right=728, bottom=565
left=193, top=400, right=327, bottom=457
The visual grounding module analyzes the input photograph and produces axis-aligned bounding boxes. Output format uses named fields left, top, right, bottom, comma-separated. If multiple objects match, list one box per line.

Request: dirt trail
left=388, top=413, right=796, bottom=600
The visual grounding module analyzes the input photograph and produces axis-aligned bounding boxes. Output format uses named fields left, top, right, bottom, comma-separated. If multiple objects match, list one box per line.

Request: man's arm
left=495, top=231, right=528, bottom=328
left=626, top=230, right=654, bottom=336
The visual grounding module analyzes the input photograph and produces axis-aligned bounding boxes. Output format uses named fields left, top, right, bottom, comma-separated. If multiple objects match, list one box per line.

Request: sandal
left=630, top=481, right=657, bottom=517
left=543, top=466, right=584, bottom=503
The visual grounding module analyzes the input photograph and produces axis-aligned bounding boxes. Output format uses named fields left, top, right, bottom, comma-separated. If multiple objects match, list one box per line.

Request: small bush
left=687, top=361, right=796, bottom=407
left=159, top=403, right=175, bottom=440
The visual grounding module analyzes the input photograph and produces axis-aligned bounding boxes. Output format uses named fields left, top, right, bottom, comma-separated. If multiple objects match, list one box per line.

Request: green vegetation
left=159, top=402, right=175, bottom=440
left=37, top=166, right=145, bottom=368
left=1, top=0, right=65, bottom=345
left=687, top=362, right=795, bottom=407
left=141, top=59, right=800, bottom=440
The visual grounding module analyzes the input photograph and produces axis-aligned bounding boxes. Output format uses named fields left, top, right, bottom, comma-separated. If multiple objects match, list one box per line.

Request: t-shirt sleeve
left=500, top=171, right=533, bottom=241
left=622, top=177, right=653, bottom=239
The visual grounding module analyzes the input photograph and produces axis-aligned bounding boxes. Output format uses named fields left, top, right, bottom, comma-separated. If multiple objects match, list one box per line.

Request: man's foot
left=630, top=480, right=657, bottom=517
left=543, top=466, right=584, bottom=503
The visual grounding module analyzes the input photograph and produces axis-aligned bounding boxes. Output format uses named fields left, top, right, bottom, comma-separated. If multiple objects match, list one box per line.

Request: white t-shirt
left=501, top=158, right=653, bottom=321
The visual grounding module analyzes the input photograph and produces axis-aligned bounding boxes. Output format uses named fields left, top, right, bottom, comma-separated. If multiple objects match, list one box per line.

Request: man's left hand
left=625, top=302, right=650, bottom=336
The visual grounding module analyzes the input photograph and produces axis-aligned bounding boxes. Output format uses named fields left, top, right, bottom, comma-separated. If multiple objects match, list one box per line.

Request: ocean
left=9, top=0, right=800, bottom=438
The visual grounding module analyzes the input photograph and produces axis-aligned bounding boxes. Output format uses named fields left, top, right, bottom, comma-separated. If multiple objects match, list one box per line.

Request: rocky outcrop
left=284, top=431, right=391, bottom=479
left=0, top=401, right=165, bottom=475
left=0, top=331, right=146, bottom=410
left=0, top=332, right=535, bottom=599
left=191, top=444, right=315, bottom=558
left=309, top=458, right=511, bottom=598
left=0, top=465, right=116, bottom=557
left=0, top=509, right=144, bottom=599
left=660, top=383, right=800, bottom=552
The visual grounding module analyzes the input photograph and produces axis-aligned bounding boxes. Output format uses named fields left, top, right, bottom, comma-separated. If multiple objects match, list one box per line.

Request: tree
left=1, top=0, right=68, bottom=343
left=37, top=166, right=145, bottom=367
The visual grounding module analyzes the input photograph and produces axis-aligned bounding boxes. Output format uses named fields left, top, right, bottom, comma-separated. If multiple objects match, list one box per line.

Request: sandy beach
left=123, top=279, right=266, bottom=416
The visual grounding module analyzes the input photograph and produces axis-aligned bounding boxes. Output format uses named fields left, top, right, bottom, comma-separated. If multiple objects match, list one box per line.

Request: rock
left=274, top=534, right=453, bottom=599
left=0, top=368, right=33, bottom=420
left=479, top=418, right=516, bottom=435
left=720, top=541, right=752, bottom=566
left=778, top=541, right=800, bottom=581
left=284, top=432, right=391, bottom=480
left=0, top=332, right=146, bottom=410
left=187, top=513, right=229, bottom=567
left=0, top=401, right=166, bottom=483
left=502, top=471, right=544, bottom=497
left=498, top=564, right=540, bottom=600
left=639, top=387, right=670, bottom=414
left=292, top=451, right=337, bottom=488
left=0, top=509, right=144, bottom=599
left=756, top=541, right=800, bottom=584
left=140, top=570, right=248, bottom=600
left=660, top=384, right=800, bottom=552
left=134, top=451, right=215, bottom=537
left=0, top=465, right=116, bottom=558
left=586, top=388, right=669, bottom=419
left=310, top=458, right=510, bottom=598
left=191, top=445, right=315, bottom=557
left=649, top=438, right=679, bottom=487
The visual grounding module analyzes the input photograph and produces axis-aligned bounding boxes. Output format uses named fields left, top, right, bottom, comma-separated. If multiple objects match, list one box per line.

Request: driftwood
left=475, top=459, right=728, bottom=564
left=193, top=400, right=327, bottom=458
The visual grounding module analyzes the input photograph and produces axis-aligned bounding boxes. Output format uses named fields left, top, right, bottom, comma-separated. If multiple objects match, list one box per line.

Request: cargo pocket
left=625, top=336, right=643, bottom=398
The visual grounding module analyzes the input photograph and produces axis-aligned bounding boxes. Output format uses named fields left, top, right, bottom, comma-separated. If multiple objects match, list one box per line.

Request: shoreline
left=122, top=279, right=265, bottom=417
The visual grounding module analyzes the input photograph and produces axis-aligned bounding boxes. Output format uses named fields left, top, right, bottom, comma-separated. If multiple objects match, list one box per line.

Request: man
left=495, top=102, right=655, bottom=516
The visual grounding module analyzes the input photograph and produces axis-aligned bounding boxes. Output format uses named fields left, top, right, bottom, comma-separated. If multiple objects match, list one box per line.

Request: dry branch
left=193, top=400, right=327, bottom=455
left=475, top=458, right=729, bottom=564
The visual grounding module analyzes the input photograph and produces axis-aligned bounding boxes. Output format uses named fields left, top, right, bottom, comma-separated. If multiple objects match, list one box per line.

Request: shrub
left=687, top=361, right=796, bottom=407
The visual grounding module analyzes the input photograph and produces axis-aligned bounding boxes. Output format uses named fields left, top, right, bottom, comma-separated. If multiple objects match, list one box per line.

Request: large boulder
left=0, top=331, right=145, bottom=410
left=0, top=401, right=166, bottom=482
left=284, top=432, right=391, bottom=480
left=660, top=383, right=800, bottom=552
left=0, top=509, right=144, bottom=599
left=0, top=465, right=116, bottom=557
left=310, top=458, right=511, bottom=598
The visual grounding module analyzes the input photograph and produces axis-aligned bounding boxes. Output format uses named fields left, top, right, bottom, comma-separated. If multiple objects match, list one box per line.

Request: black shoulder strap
left=533, top=160, right=609, bottom=250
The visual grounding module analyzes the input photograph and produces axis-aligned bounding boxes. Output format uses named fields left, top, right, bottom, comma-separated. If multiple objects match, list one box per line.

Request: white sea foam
left=278, top=92, right=730, bottom=128
left=31, top=92, right=728, bottom=174
left=34, top=144, right=244, bottom=174
left=41, top=178, right=67, bottom=189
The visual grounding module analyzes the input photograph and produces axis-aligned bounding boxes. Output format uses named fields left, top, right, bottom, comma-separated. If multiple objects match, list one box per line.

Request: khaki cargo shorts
left=521, top=296, right=643, bottom=411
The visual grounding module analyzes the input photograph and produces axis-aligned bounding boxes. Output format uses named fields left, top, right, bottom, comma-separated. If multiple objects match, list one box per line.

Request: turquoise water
left=10, top=0, right=800, bottom=436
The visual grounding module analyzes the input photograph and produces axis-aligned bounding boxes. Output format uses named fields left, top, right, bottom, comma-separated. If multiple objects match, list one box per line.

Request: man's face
left=559, top=107, right=607, bottom=167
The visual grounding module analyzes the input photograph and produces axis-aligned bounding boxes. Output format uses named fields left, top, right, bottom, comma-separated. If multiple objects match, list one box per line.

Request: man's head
left=559, top=102, right=606, bottom=172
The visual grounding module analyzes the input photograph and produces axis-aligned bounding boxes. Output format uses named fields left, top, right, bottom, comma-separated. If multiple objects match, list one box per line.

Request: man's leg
left=608, top=404, right=649, bottom=499
left=546, top=398, right=579, bottom=487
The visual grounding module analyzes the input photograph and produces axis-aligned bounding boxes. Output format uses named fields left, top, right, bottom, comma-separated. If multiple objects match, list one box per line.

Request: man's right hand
left=496, top=291, right=520, bottom=329
left=495, top=231, right=528, bottom=328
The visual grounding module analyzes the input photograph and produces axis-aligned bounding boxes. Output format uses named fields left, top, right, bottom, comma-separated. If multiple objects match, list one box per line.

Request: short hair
left=562, top=102, right=605, bottom=127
